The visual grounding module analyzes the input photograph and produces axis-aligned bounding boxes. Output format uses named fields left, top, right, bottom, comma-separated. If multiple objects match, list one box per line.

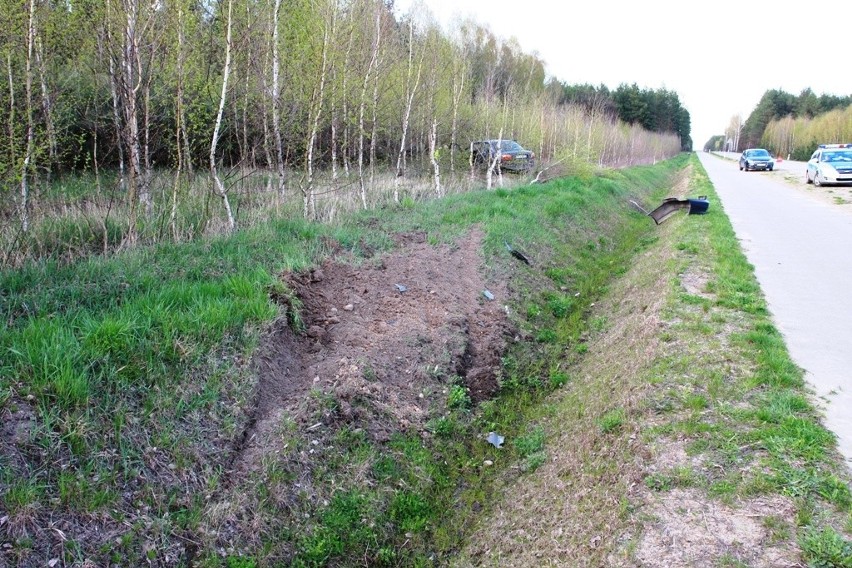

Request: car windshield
left=490, top=140, right=524, bottom=152
left=748, top=149, right=770, bottom=157
left=824, top=151, right=852, bottom=163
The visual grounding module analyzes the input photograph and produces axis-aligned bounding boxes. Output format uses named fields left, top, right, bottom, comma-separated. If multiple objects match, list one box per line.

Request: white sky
left=393, top=0, right=852, bottom=147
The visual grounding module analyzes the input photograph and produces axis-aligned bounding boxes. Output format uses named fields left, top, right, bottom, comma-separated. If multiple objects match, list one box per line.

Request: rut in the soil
left=227, top=229, right=513, bottom=478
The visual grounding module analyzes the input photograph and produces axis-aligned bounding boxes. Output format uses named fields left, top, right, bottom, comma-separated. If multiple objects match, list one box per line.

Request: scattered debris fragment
left=483, top=290, right=495, bottom=300
left=486, top=431, right=505, bottom=448
left=504, top=241, right=531, bottom=265
left=395, top=283, right=407, bottom=292
left=648, top=196, right=710, bottom=225
left=629, top=199, right=649, bottom=215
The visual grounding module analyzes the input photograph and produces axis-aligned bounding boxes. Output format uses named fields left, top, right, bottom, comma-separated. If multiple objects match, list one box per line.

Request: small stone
left=484, top=460, right=493, bottom=466
left=343, top=304, right=354, bottom=311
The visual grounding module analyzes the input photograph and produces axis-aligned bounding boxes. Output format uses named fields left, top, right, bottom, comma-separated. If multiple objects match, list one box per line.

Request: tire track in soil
left=227, top=228, right=513, bottom=479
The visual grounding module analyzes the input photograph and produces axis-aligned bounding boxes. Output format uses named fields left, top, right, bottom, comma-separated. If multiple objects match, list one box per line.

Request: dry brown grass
left=1, top=167, right=535, bottom=268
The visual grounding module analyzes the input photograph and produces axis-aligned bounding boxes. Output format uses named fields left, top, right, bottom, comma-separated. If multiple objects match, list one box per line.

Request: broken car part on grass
left=632, top=196, right=710, bottom=225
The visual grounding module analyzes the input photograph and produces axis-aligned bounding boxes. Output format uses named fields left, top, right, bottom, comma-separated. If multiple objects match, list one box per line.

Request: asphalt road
left=698, top=152, right=852, bottom=467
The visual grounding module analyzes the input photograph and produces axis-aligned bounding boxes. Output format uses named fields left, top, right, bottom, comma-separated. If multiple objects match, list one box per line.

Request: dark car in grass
left=471, top=139, right=535, bottom=173
left=739, top=148, right=774, bottom=171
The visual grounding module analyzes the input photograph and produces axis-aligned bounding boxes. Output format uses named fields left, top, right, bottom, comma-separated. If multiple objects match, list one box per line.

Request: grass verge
left=451, top=154, right=852, bottom=566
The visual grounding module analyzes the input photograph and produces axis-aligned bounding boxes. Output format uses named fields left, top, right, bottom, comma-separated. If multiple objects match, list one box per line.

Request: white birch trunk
left=341, top=63, right=350, bottom=176
left=6, top=54, right=16, bottom=172
left=136, top=9, right=152, bottom=217
left=34, top=35, right=56, bottom=168
left=209, top=0, right=235, bottom=231
left=450, top=61, right=465, bottom=175
left=330, top=65, right=338, bottom=180
left=142, top=70, right=152, bottom=212
left=106, top=32, right=126, bottom=186
left=368, top=23, right=382, bottom=185
left=271, top=0, right=286, bottom=201
left=487, top=129, right=504, bottom=190
left=119, top=0, right=144, bottom=244
left=20, top=0, right=36, bottom=232
left=332, top=26, right=354, bottom=180
left=357, top=7, right=380, bottom=210
left=429, top=118, right=441, bottom=196
left=304, top=5, right=333, bottom=219
left=394, top=20, right=424, bottom=202
left=171, top=3, right=187, bottom=240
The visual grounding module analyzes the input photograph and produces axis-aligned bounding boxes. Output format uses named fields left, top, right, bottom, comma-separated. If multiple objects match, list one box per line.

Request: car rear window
left=491, top=140, right=523, bottom=152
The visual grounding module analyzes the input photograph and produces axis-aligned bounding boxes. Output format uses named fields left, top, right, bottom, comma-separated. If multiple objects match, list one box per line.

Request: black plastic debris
left=648, top=196, right=710, bottom=225
left=504, top=241, right=531, bottom=265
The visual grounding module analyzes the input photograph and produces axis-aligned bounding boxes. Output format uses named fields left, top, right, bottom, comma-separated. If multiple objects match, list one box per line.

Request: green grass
left=800, top=526, right=852, bottom=567
left=599, top=408, right=626, bottom=434
left=635, top=154, right=852, bottom=566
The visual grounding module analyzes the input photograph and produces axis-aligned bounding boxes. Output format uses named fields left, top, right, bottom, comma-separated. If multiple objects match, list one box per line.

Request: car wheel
left=739, top=164, right=744, bottom=171
left=806, top=171, right=812, bottom=184
left=768, top=165, right=773, bottom=171
left=814, top=173, right=822, bottom=187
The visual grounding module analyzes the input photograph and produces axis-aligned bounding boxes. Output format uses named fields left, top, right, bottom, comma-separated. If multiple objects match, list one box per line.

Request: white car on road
left=806, top=144, right=852, bottom=186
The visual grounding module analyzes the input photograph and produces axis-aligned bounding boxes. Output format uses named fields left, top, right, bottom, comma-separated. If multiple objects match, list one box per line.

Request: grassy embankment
left=3, top=154, right=850, bottom=566
left=453, top=154, right=852, bottom=566
left=1, top=157, right=670, bottom=566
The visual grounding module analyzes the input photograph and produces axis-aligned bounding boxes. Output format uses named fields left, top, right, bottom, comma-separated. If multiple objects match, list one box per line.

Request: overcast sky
left=393, top=0, right=851, bottom=148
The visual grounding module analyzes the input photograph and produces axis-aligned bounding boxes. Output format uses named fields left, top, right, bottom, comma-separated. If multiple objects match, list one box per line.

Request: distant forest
left=704, top=89, right=852, bottom=160
left=557, top=83, right=692, bottom=151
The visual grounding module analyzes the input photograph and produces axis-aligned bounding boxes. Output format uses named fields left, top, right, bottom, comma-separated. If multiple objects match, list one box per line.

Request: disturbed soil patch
left=232, top=228, right=512, bottom=473
left=635, top=488, right=799, bottom=567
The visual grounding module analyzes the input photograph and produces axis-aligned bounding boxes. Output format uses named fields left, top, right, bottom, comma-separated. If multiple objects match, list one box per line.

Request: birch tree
left=304, top=1, right=334, bottom=218
left=449, top=50, right=466, bottom=175
left=394, top=19, right=425, bottom=202
left=429, top=118, right=440, bottom=195
left=209, top=0, right=235, bottom=231
left=357, top=3, right=380, bottom=209
left=368, top=4, right=386, bottom=185
left=116, top=0, right=147, bottom=244
left=270, top=0, right=286, bottom=202
left=18, top=0, right=36, bottom=232
left=33, top=35, right=56, bottom=169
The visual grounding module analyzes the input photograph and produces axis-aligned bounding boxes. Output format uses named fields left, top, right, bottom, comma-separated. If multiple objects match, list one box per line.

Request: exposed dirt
left=635, top=488, right=799, bottom=567
left=231, top=227, right=513, bottom=475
